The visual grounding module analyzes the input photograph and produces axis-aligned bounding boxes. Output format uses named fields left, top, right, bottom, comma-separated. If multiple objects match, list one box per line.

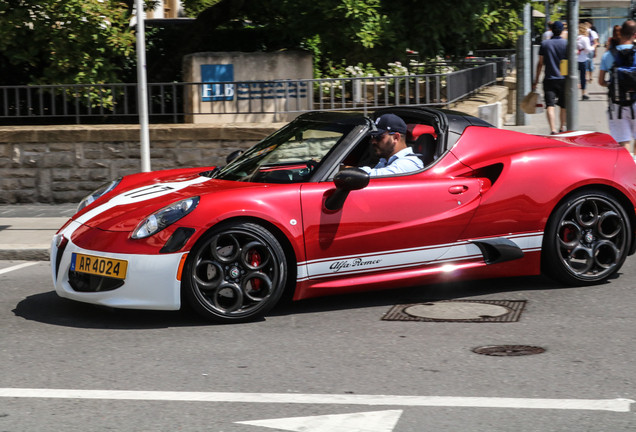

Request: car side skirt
left=292, top=232, right=543, bottom=300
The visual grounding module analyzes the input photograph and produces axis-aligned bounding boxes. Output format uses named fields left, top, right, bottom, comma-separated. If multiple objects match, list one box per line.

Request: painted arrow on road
left=236, top=410, right=403, bottom=432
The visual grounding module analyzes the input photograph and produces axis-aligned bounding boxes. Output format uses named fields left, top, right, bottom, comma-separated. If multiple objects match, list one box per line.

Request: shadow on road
left=271, top=274, right=577, bottom=317
left=12, top=291, right=211, bottom=330
left=12, top=273, right=613, bottom=329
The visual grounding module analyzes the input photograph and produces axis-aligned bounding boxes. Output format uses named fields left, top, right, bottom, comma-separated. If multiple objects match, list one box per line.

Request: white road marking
left=236, top=410, right=403, bottom=432
left=0, top=389, right=632, bottom=412
left=0, top=262, right=38, bottom=275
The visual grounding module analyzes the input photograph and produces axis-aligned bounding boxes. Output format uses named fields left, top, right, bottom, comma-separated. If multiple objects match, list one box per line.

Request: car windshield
left=209, top=119, right=356, bottom=183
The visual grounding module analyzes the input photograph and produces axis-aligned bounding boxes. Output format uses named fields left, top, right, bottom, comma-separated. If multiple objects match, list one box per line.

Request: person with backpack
left=598, top=20, right=636, bottom=154
left=532, top=21, right=568, bottom=135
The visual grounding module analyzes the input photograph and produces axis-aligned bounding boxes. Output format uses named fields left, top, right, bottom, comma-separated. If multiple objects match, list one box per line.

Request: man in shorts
left=598, top=19, right=636, bottom=154
left=532, top=21, right=568, bottom=134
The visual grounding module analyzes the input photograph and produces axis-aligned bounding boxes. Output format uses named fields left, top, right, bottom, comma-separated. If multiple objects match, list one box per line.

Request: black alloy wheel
left=542, top=189, right=631, bottom=285
left=183, top=222, right=288, bottom=323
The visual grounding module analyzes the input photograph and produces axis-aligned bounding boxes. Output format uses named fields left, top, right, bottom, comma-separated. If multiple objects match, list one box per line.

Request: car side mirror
left=324, top=168, right=370, bottom=211
left=226, top=150, right=244, bottom=164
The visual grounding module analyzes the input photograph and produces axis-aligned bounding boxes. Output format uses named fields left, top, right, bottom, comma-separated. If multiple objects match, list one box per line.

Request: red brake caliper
left=562, top=227, right=574, bottom=253
left=248, top=250, right=262, bottom=290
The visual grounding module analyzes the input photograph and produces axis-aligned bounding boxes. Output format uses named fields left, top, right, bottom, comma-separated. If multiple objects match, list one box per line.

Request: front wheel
left=183, top=222, right=287, bottom=323
left=542, top=190, right=632, bottom=285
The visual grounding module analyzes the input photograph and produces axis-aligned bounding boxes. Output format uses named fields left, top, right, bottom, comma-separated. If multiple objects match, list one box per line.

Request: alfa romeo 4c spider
left=51, top=107, right=636, bottom=323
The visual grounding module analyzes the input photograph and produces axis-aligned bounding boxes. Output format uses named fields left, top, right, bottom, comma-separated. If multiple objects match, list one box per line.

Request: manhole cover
left=404, top=302, right=510, bottom=320
left=382, top=300, right=526, bottom=322
left=473, top=345, right=546, bottom=356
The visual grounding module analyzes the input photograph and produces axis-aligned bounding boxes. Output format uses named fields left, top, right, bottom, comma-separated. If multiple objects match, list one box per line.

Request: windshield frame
left=210, top=115, right=372, bottom=184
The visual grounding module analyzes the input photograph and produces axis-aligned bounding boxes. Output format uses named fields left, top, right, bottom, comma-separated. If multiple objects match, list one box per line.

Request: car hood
left=73, top=168, right=270, bottom=232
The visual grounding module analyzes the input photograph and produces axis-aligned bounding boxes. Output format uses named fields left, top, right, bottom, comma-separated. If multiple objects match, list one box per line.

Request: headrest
left=406, top=124, right=438, bottom=141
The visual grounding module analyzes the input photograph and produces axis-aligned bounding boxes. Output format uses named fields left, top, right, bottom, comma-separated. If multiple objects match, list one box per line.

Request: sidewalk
left=0, top=60, right=618, bottom=262
left=0, top=205, right=76, bottom=261
left=504, top=48, right=611, bottom=136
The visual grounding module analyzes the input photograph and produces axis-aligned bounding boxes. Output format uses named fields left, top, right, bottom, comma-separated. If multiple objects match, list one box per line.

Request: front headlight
left=77, top=178, right=121, bottom=213
left=132, top=197, right=199, bottom=239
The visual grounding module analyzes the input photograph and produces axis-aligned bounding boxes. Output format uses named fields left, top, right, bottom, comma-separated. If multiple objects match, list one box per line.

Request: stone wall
left=0, top=124, right=282, bottom=204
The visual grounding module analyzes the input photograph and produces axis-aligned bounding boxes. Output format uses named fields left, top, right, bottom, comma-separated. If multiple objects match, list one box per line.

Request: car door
left=299, top=166, right=484, bottom=281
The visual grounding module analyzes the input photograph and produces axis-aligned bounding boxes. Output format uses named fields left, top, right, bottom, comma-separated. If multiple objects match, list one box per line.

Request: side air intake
left=470, top=238, right=524, bottom=265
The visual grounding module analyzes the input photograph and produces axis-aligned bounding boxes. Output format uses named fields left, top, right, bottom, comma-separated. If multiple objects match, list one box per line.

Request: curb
left=0, top=249, right=49, bottom=261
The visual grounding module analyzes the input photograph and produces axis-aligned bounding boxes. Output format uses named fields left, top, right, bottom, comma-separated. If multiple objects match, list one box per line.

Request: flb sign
left=201, top=64, right=234, bottom=101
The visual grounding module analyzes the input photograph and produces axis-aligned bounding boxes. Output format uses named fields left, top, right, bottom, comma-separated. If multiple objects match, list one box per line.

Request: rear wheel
left=542, top=189, right=631, bottom=285
left=183, top=222, right=287, bottom=323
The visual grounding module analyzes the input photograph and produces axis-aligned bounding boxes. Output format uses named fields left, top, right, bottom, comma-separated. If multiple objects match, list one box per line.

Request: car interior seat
left=406, top=124, right=438, bottom=167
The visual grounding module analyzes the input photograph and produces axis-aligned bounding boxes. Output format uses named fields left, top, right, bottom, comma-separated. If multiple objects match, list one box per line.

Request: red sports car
left=50, top=107, right=636, bottom=323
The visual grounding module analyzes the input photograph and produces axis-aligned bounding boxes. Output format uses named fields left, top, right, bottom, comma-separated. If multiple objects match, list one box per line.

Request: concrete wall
left=0, top=124, right=281, bottom=204
left=183, top=51, right=313, bottom=124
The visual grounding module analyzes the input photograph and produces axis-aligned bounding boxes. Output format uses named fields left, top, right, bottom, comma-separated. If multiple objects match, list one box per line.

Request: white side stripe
left=0, top=388, right=631, bottom=412
left=297, top=233, right=543, bottom=281
left=298, top=233, right=543, bottom=281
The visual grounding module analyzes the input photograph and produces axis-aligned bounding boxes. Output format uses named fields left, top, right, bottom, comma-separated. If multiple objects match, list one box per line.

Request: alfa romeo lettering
left=330, top=258, right=382, bottom=273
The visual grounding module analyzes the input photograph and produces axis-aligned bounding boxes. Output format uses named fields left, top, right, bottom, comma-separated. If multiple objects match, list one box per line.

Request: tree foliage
left=0, top=0, right=531, bottom=85
left=175, top=0, right=529, bottom=75
left=0, top=0, right=157, bottom=85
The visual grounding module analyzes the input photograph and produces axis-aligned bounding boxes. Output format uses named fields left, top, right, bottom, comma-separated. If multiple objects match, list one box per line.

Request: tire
left=182, top=222, right=288, bottom=323
left=542, top=189, right=632, bottom=285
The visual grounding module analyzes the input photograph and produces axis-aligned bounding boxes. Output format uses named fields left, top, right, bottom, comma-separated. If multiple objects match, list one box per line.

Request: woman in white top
left=577, top=23, right=593, bottom=100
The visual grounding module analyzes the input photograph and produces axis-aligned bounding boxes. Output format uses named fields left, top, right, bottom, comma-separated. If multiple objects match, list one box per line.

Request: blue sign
left=201, top=64, right=234, bottom=101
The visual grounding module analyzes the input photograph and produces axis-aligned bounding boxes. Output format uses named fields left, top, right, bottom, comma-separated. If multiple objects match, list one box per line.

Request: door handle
left=448, top=185, right=468, bottom=194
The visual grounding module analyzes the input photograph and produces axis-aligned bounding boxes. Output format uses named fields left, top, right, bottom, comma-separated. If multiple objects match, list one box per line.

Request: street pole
left=545, top=0, right=551, bottom=32
left=516, top=3, right=532, bottom=126
left=135, top=0, right=151, bottom=172
left=566, top=0, right=579, bottom=131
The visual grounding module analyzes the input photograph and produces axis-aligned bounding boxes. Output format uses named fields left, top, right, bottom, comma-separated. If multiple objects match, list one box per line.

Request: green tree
left=0, top=0, right=532, bottom=85
left=174, top=0, right=529, bottom=77
left=0, top=0, right=157, bottom=85
left=379, top=0, right=529, bottom=59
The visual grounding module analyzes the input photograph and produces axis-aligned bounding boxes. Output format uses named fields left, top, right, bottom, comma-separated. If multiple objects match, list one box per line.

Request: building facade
left=580, top=0, right=631, bottom=43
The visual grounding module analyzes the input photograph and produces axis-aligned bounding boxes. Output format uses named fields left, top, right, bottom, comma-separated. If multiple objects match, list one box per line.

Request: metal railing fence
left=413, top=57, right=511, bottom=79
left=0, top=63, right=496, bottom=125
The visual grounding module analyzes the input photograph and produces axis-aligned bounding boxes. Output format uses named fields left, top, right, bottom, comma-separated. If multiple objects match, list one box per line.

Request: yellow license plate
left=71, top=253, right=128, bottom=280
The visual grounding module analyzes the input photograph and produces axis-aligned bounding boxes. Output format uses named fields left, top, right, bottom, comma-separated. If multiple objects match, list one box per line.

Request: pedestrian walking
left=542, top=22, right=553, bottom=40
left=577, top=23, right=593, bottom=100
left=586, top=22, right=600, bottom=83
left=533, top=21, right=568, bottom=134
left=598, top=20, right=636, bottom=154
left=606, top=25, right=621, bottom=50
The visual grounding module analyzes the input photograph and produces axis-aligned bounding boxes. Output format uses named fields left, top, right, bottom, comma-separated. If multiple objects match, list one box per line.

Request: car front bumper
left=51, top=220, right=185, bottom=310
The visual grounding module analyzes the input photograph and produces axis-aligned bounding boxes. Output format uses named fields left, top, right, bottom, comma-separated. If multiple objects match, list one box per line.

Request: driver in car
left=359, top=114, right=424, bottom=176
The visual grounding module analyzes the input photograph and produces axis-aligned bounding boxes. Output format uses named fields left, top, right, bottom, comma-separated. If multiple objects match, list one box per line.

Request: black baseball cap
left=371, top=114, right=408, bottom=136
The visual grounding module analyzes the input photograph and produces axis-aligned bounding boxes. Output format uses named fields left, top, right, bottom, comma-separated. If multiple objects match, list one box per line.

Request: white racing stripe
left=0, top=388, right=631, bottom=412
left=0, top=262, right=38, bottom=275
left=551, top=131, right=595, bottom=137
left=75, top=176, right=211, bottom=226
left=298, top=233, right=544, bottom=281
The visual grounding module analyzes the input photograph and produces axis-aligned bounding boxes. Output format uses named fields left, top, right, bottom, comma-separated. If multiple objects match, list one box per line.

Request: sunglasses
left=370, top=132, right=396, bottom=141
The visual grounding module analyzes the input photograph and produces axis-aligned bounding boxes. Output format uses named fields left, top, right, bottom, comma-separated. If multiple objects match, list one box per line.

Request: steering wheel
left=299, top=160, right=318, bottom=177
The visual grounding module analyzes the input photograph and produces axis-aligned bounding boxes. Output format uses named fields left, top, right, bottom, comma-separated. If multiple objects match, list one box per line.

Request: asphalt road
left=1, top=257, right=635, bottom=431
